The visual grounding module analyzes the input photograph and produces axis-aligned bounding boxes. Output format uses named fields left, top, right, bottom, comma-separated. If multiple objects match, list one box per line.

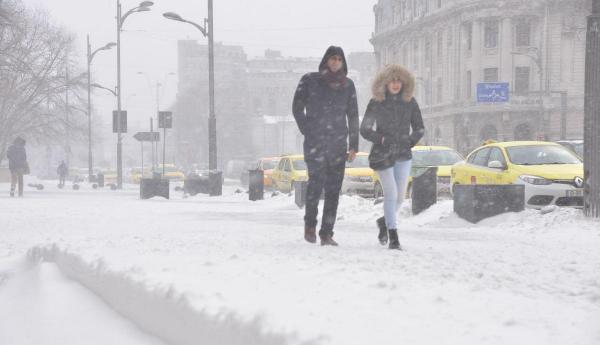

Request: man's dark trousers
left=304, top=155, right=346, bottom=237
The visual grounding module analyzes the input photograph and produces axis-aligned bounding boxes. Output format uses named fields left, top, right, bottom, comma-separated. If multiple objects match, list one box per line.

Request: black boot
left=376, top=217, right=388, bottom=245
left=388, top=229, right=401, bottom=250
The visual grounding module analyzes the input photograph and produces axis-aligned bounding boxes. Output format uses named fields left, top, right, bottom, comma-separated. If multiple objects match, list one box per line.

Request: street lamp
left=115, top=0, right=153, bottom=189
left=163, top=1, right=217, bottom=177
left=91, top=83, right=118, bottom=97
left=87, top=37, right=116, bottom=180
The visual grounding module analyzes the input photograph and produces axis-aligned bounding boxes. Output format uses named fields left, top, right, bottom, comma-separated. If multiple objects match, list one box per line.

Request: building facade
left=174, top=43, right=377, bottom=168
left=371, top=0, right=590, bottom=154
left=174, top=41, right=250, bottom=169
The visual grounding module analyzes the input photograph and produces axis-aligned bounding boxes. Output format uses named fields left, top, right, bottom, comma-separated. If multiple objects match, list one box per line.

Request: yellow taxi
left=99, top=169, right=118, bottom=185
left=451, top=141, right=584, bottom=208
left=342, top=152, right=376, bottom=196
left=129, top=167, right=153, bottom=184
left=157, top=164, right=185, bottom=181
left=373, top=145, right=464, bottom=198
left=271, top=154, right=307, bottom=192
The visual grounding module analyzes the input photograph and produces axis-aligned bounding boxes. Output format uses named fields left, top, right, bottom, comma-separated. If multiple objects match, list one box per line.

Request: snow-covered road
left=1, top=182, right=599, bottom=345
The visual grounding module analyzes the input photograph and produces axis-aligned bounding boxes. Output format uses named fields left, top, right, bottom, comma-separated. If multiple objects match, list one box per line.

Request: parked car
left=342, top=152, right=376, bottom=197
left=271, top=155, right=307, bottom=192
left=243, top=157, right=281, bottom=189
left=373, top=145, right=464, bottom=198
left=451, top=141, right=584, bottom=208
left=556, top=139, right=583, bottom=159
left=99, top=169, right=118, bottom=185
left=129, top=167, right=152, bottom=184
left=157, top=164, right=185, bottom=181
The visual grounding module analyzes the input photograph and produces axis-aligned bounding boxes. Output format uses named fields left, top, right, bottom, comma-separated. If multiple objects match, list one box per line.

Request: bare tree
left=0, top=0, right=87, bottom=165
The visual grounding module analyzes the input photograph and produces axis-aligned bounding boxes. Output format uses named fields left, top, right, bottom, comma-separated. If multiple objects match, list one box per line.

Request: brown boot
left=320, top=233, right=339, bottom=246
left=304, top=226, right=317, bottom=243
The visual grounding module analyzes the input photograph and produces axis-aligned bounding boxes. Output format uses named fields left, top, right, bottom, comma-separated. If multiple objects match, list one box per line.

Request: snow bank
left=26, top=245, right=317, bottom=345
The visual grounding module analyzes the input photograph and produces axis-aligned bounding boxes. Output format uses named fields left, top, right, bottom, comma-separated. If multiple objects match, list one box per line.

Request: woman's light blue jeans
left=376, top=159, right=412, bottom=229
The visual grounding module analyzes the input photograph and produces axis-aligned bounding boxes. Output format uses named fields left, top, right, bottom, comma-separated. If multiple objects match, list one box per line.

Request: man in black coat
left=6, top=137, right=28, bottom=197
left=292, top=46, right=359, bottom=246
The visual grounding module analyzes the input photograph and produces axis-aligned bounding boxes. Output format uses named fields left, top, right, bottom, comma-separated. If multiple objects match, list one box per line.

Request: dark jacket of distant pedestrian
left=57, top=161, right=68, bottom=185
left=292, top=46, right=359, bottom=246
left=6, top=136, right=28, bottom=197
left=360, top=65, right=425, bottom=250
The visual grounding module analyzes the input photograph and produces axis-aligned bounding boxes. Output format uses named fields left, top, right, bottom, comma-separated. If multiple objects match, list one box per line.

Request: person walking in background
left=57, top=161, right=68, bottom=188
left=360, top=65, right=425, bottom=250
left=6, top=137, right=29, bottom=197
left=292, top=46, right=359, bottom=246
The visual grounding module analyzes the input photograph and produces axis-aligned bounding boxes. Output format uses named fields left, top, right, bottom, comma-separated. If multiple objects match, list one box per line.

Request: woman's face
left=387, top=79, right=402, bottom=95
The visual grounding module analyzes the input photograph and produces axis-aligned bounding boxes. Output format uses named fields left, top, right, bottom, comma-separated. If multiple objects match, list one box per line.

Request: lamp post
left=584, top=0, right=600, bottom=218
left=164, top=1, right=217, bottom=173
left=116, top=0, right=153, bottom=189
left=87, top=36, right=116, bottom=180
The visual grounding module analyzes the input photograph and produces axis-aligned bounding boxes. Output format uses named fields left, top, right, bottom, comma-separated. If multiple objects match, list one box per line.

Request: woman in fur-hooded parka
left=360, top=64, right=424, bottom=170
left=360, top=64, right=425, bottom=250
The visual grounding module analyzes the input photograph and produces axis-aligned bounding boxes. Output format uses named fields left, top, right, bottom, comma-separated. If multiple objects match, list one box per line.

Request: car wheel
left=374, top=181, right=383, bottom=198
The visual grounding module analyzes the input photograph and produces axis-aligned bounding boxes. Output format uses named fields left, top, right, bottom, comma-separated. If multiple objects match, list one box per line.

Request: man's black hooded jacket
left=292, top=46, right=359, bottom=163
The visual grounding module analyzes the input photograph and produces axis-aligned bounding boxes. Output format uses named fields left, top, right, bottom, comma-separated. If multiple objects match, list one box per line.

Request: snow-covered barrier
left=26, top=245, right=316, bottom=345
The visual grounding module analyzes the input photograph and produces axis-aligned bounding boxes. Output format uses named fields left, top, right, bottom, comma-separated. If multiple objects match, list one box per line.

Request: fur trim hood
left=371, top=64, right=415, bottom=102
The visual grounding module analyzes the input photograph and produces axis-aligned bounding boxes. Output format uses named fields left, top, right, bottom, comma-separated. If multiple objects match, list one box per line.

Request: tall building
left=174, top=41, right=249, bottom=169
left=246, top=50, right=318, bottom=157
left=371, top=0, right=590, bottom=153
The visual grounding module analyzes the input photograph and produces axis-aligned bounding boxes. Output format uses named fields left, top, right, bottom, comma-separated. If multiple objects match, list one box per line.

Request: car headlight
left=519, top=175, right=552, bottom=185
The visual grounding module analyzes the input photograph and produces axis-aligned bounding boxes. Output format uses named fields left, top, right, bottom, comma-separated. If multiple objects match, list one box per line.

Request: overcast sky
left=22, top=0, right=376, bottom=137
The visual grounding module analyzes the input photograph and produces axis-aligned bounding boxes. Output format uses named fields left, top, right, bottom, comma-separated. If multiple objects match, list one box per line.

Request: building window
left=483, top=67, right=498, bottom=82
left=484, top=20, right=499, bottom=48
left=464, top=22, right=473, bottom=51
left=515, top=20, right=531, bottom=47
left=447, top=29, right=453, bottom=46
left=514, top=66, right=530, bottom=95
left=437, top=0, right=442, bottom=8
left=437, top=77, right=443, bottom=103
left=466, top=71, right=472, bottom=99
left=403, top=47, right=408, bottom=66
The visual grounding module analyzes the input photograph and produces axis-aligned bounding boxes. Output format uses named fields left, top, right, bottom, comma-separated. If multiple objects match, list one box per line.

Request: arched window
left=480, top=124, right=498, bottom=141
left=514, top=123, right=533, bottom=140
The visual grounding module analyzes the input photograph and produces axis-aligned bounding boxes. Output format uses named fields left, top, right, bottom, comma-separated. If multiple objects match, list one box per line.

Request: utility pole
left=208, top=0, right=217, bottom=172
left=116, top=0, right=123, bottom=189
left=87, top=35, right=92, bottom=179
left=65, top=63, right=70, bottom=168
left=115, top=0, right=153, bottom=189
left=584, top=0, right=600, bottom=218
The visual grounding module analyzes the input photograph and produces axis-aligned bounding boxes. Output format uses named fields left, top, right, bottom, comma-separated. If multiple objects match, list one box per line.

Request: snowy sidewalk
left=1, top=183, right=599, bottom=345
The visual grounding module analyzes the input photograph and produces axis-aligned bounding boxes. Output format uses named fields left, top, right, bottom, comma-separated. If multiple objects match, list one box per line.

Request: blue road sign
left=477, top=83, right=509, bottom=103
